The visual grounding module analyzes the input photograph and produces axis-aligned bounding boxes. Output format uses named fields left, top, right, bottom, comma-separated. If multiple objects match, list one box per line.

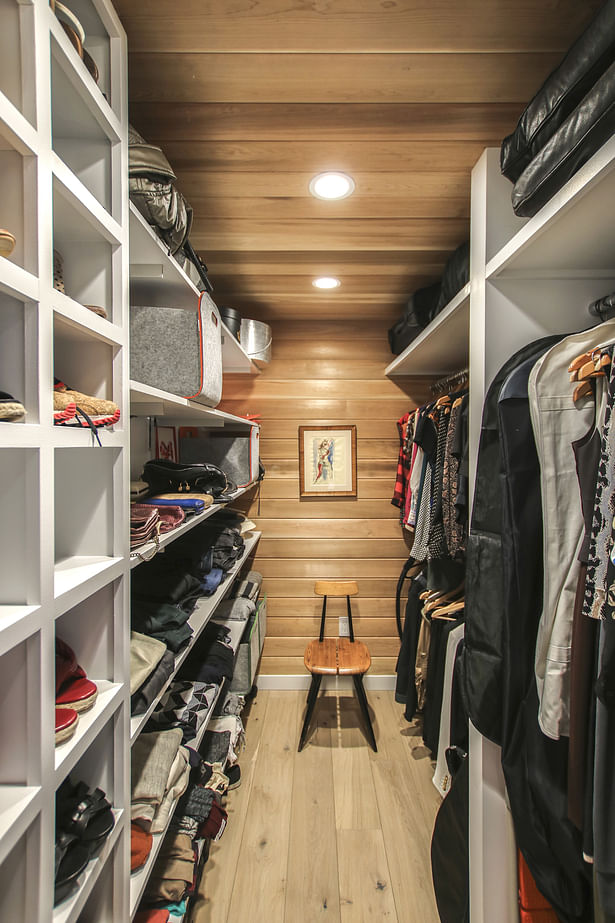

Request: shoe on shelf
left=56, top=778, right=115, bottom=856
left=53, top=249, right=65, bottom=293
left=0, top=390, right=26, bottom=421
left=0, top=228, right=16, bottom=257
left=226, top=763, right=241, bottom=790
left=54, top=379, right=120, bottom=428
left=56, top=638, right=98, bottom=714
left=55, top=706, right=79, bottom=746
left=84, top=304, right=108, bottom=320
left=54, top=829, right=89, bottom=906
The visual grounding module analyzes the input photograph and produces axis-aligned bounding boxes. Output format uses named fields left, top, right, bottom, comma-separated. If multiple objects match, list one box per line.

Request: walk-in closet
left=0, top=1, right=613, bottom=920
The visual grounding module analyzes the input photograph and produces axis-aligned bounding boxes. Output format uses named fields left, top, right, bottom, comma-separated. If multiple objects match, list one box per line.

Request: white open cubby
left=54, top=447, right=118, bottom=565
left=0, top=634, right=40, bottom=784
left=0, top=817, right=41, bottom=921
left=0, top=119, right=38, bottom=275
left=0, top=448, right=40, bottom=605
left=52, top=175, right=116, bottom=316
left=51, top=47, right=114, bottom=218
left=53, top=312, right=118, bottom=408
left=0, top=0, right=36, bottom=127
left=50, top=0, right=113, bottom=111
left=0, top=291, right=38, bottom=423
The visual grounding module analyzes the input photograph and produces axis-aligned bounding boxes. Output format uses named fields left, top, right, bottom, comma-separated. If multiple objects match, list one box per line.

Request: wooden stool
left=298, top=580, right=377, bottom=752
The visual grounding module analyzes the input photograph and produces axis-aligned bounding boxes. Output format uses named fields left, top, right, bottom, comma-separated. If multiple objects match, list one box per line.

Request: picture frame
left=155, top=424, right=178, bottom=462
left=299, top=425, right=357, bottom=498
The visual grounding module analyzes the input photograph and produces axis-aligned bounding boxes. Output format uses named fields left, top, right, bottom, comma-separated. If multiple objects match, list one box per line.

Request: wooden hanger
left=424, top=581, right=465, bottom=613
left=568, top=350, right=594, bottom=380
left=432, top=599, right=465, bottom=620
left=572, top=350, right=610, bottom=402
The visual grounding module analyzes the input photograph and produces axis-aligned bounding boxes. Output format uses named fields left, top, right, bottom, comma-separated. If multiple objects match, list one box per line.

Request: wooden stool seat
left=298, top=582, right=377, bottom=752
left=304, top=638, right=371, bottom=676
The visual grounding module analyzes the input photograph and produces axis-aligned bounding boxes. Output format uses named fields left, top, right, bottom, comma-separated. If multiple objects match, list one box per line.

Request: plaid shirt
left=392, top=412, right=411, bottom=510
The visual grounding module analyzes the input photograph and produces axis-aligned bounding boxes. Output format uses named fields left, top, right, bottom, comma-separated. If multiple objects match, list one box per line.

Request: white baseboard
left=256, top=674, right=396, bottom=691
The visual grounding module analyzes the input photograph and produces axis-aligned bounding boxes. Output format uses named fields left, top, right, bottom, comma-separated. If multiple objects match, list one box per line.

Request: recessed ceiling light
left=309, top=172, right=355, bottom=200
left=312, top=277, right=341, bottom=290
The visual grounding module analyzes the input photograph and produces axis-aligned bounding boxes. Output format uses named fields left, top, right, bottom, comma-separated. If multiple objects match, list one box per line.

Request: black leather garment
left=430, top=749, right=469, bottom=923
left=460, top=336, right=561, bottom=745
left=500, top=0, right=615, bottom=182
left=498, top=353, right=592, bottom=923
left=434, top=241, right=470, bottom=314
left=387, top=281, right=441, bottom=355
left=512, top=60, right=615, bottom=218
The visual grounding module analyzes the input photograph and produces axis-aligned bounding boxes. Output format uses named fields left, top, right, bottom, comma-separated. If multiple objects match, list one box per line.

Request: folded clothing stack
left=213, top=595, right=256, bottom=624
left=180, top=621, right=235, bottom=686
left=200, top=715, right=246, bottom=768
left=131, top=729, right=191, bottom=835
left=131, top=599, right=194, bottom=653
left=501, top=1, right=615, bottom=216
left=146, top=680, right=219, bottom=743
left=232, top=569, right=263, bottom=603
left=130, top=631, right=178, bottom=718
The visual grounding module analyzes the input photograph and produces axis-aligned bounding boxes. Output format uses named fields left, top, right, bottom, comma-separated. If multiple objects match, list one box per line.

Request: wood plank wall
left=223, top=318, right=431, bottom=675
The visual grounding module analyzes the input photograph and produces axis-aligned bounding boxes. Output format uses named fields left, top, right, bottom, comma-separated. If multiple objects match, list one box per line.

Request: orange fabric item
left=134, top=911, right=169, bottom=923
left=518, top=850, right=559, bottom=920
left=131, top=822, right=153, bottom=872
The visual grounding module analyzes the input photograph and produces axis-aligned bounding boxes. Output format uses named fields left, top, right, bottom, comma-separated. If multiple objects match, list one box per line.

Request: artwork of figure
left=314, top=437, right=334, bottom=483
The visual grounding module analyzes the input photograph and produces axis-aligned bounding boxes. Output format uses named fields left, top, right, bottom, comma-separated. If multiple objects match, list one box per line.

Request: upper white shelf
left=130, top=379, right=258, bottom=428
left=385, top=283, right=470, bottom=377
left=487, top=135, right=615, bottom=279
left=128, top=204, right=258, bottom=374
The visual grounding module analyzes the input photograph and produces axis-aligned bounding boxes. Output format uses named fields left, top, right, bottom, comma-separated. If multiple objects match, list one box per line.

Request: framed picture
left=299, top=425, right=357, bottom=498
left=155, top=424, right=178, bottom=462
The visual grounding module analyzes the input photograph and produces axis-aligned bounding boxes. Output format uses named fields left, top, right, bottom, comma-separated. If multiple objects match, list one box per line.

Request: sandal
left=57, top=780, right=115, bottom=856
left=54, top=830, right=89, bottom=906
left=56, top=638, right=98, bottom=714
left=55, top=706, right=79, bottom=745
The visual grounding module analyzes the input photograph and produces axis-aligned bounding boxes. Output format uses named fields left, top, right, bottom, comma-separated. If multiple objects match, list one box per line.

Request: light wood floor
left=191, top=689, right=441, bottom=923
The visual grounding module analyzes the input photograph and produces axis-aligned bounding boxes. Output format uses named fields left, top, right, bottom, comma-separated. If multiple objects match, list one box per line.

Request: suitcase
left=130, top=292, right=222, bottom=407
left=179, top=425, right=260, bottom=489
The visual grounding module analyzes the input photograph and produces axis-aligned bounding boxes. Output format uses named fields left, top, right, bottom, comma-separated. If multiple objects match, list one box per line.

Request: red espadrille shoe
left=56, top=638, right=98, bottom=714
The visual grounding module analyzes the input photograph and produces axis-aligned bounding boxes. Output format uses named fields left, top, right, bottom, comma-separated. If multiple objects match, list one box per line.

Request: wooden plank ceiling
left=116, top=0, right=601, bottom=322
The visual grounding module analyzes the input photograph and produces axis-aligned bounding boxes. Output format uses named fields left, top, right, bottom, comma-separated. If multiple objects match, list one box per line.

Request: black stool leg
left=352, top=674, right=377, bottom=752
left=298, top=674, right=322, bottom=752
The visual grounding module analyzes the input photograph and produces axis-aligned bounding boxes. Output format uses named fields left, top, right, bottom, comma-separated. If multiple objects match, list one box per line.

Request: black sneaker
left=226, top=764, right=241, bottom=790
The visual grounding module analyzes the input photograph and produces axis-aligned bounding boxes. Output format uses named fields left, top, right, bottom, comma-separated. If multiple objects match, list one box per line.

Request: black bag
left=141, top=459, right=235, bottom=499
left=388, top=282, right=441, bottom=355
left=500, top=0, right=615, bottom=182
left=512, top=60, right=615, bottom=217
left=435, top=241, right=470, bottom=314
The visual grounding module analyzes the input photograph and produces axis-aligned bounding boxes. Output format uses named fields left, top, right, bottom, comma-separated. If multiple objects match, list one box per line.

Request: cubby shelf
left=54, top=682, right=123, bottom=782
left=53, top=808, right=124, bottom=923
left=0, top=786, right=41, bottom=867
left=53, top=156, right=122, bottom=247
left=129, top=490, right=258, bottom=569
left=54, top=556, right=124, bottom=616
left=130, top=531, right=261, bottom=743
left=129, top=684, right=225, bottom=919
left=0, top=606, right=41, bottom=659
left=385, top=283, right=470, bottom=377
left=0, top=258, right=38, bottom=303
left=128, top=203, right=258, bottom=375
left=48, top=10, right=121, bottom=142
left=130, top=379, right=257, bottom=428
left=53, top=294, right=125, bottom=348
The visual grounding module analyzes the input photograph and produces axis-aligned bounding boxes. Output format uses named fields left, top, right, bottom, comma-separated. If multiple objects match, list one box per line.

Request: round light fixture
left=312, top=277, right=341, bottom=290
left=309, top=172, right=355, bottom=200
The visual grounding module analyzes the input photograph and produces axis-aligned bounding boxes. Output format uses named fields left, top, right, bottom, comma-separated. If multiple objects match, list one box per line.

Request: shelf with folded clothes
left=129, top=488, right=258, bottom=568
left=48, top=5, right=120, bottom=137
left=129, top=685, right=225, bottom=919
left=130, top=532, right=261, bottom=743
left=53, top=808, right=124, bottom=923
left=129, top=379, right=258, bottom=428
left=385, top=282, right=470, bottom=377
left=486, top=134, right=615, bottom=280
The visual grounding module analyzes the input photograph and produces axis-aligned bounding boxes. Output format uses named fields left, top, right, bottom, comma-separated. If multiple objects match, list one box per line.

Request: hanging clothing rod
left=588, top=291, right=615, bottom=321
left=430, top=368, right=469, bottom=396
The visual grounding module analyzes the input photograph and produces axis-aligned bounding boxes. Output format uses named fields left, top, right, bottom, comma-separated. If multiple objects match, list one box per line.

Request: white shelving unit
left=0, top=2, right=130, bottom=921
left=385, top=282, right=470, bottom=377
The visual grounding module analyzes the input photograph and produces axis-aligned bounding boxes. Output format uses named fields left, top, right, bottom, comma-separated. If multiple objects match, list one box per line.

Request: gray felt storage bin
left=130, top=293, right=222, bottom=406
left=230, top=596, right=266, bottom=694
left=179, top=425, right=260, bottom=488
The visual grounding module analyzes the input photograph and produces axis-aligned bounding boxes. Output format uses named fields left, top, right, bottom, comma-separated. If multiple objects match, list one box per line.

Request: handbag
left=141, top=459, right=235, bottom=499
left=130, top=505, right=161, bottom=549
left=144, top=504, right=186, bottom=533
